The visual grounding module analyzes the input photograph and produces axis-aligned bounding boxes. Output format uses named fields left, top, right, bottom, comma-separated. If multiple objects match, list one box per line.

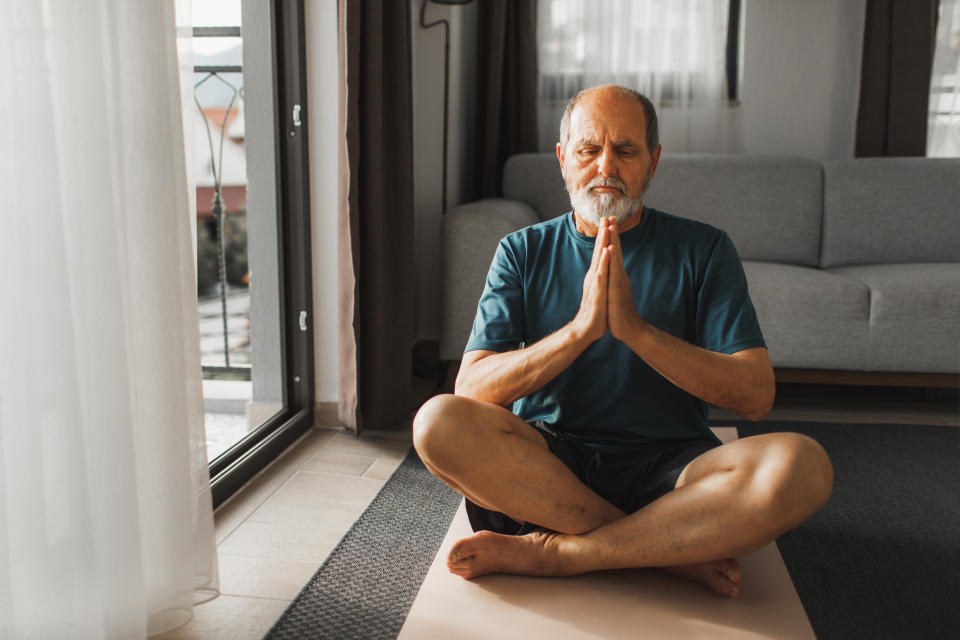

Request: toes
left=447, top=551, right=475, bottom=570
left=718, top=558, right=742, bottom=584
left=448, top=565, right=470, bottom=578
left=447, top=538, right=478, bottom=564
left=447, top=549, right=472, bottom=565
left=711, top=570, right=740, bottom=598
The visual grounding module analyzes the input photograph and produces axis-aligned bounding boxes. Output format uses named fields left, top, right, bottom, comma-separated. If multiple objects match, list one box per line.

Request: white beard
left=567, top=174, right=645, bottom=227
left=569, top=187, right=642, bottom=227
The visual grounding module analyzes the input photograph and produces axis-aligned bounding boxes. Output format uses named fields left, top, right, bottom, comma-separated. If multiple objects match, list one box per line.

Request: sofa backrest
left=502, top=153, right=569, bottom=221
left=502, top=152, right=824, bottom=267
left=821, top=158, right=960, bottom=268
left=644, top=154, right=823, bottom=266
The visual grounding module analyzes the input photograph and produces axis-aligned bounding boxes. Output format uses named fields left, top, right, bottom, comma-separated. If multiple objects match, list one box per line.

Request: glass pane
left=927, top=0, right=960, bottom=157
left=191, top=0, right=285, bottom=462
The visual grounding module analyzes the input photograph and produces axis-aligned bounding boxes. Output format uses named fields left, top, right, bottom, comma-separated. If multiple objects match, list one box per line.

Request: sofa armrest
left=439, top=199, right=540, bottom=361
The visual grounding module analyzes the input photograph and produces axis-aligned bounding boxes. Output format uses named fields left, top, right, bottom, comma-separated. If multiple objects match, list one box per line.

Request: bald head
left=559, top=85, right=659, bottom=154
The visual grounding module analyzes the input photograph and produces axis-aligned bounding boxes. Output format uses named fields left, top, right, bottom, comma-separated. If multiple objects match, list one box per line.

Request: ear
left=648, top=144, right=662, bottom=180
left=556, top=141, right=565, bottom=172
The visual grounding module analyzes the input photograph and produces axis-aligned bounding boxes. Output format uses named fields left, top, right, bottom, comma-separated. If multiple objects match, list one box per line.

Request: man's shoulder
left=500, top=213, right=570, bottom=249
left=649, top=207, right=725, bottom=238
left=647, top=207, right=729, bottom=249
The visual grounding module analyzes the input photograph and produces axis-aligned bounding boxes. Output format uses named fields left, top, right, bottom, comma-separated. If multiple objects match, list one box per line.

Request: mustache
left=587, top=176, right=628, bottom=193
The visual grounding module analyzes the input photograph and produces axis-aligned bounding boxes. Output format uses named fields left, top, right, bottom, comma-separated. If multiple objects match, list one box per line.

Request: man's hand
left=605, top=218, right=643, bottom=341
left=457, top=222, right=611, bottom=405
left=596, top=218, right=775, bottom=421
left=572, top=221, right=611, bottom=343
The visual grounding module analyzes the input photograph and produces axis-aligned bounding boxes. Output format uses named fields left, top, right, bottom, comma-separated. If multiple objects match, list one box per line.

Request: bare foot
left=447, top=530, right=575, bottom=579
left=447, top=531, right=742, bottom=598
left=660, top=558, right=742, bottom=598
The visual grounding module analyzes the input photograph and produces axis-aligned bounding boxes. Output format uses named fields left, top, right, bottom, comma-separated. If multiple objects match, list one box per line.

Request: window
left=928, top=0, right=960, bottom=157
left=536, top=0, right=739, bottom=151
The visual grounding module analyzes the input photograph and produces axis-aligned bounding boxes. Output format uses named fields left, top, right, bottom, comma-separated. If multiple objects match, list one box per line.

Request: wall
left=411, top=0, right=479, bottom=343
left=740, top=0, right=866, bottom=160
left=305, top=1, right=339, bottom=403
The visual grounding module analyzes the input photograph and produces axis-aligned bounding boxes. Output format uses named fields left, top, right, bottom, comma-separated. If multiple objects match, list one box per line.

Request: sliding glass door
left=190, top=0, right=314, bottom=507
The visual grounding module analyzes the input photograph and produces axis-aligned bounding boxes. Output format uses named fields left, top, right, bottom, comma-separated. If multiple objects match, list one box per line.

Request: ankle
left=537, top=531, right=589, bottom=576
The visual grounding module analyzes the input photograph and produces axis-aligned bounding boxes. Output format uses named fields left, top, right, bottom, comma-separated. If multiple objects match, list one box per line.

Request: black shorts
left=465, top=423, right=720, bottom=535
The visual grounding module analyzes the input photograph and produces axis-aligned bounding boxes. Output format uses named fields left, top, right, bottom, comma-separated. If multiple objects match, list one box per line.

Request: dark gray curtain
left=855, top=0, right=939, bottom=156
left=338, top=0, right=416, bottom=433
left=474, top=0, right=539, bottom=198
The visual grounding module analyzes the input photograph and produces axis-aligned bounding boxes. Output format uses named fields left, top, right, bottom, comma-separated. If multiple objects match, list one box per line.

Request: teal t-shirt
left=464, top=207, right=766, bottom=449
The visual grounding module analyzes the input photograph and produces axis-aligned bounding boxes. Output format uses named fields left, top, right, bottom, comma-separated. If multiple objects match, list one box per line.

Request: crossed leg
left=413, top=394, right=834, bottom=598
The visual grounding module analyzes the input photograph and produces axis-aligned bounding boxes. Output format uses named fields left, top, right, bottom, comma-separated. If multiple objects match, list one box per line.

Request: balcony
left=193, top=25, right=282, bottom=461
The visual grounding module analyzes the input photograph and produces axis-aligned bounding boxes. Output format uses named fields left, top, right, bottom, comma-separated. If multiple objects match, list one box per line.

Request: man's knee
left=752, top=433, right=833, bottom=525
left=412, top=394, right=476, bottom=463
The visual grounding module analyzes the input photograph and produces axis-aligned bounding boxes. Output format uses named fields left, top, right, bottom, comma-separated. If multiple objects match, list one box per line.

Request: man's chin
left=575, top=203, right=641, bottom=226
left=568, top=187, right=644, bottom=227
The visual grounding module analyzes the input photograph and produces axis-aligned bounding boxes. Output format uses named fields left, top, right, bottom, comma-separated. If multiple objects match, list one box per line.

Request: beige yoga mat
left=398, top=427, right=815, bottom=640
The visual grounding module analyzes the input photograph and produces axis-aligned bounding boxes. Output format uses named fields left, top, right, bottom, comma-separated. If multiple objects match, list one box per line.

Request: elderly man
left=413, top=85, right=833, bottom=598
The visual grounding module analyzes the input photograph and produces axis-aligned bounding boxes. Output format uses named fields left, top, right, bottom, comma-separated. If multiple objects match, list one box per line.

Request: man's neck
left=573, top=206, right=644, bottom=237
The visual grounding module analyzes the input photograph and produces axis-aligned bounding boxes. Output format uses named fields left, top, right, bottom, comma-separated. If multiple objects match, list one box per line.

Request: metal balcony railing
left=194, top=26, right=250, bottom=381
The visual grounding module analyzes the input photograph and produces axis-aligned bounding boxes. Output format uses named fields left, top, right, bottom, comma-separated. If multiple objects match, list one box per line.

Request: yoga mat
left=733, top=421, right=960, bottom=640
left=399, top=501, right=813, bottom=639
left=399, top=426, right=816, bottom=639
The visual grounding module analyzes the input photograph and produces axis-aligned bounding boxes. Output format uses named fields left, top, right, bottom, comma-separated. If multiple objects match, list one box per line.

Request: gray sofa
left=439, top=153, right=960, bottom=382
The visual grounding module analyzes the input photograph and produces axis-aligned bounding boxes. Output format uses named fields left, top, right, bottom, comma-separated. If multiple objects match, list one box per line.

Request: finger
left=597, top=222, right=611, bottom=265
left=597, top=246, right=610, bottom=283
left=608, top=219, right=623, bottom=260
left=590, top=221, right=608, bottom=269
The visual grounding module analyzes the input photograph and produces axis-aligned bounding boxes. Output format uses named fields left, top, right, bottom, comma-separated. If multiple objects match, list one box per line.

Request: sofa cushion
left=743, top=261, right=870, bottom=370
left=502, top=153, right=569, bottom=221
left=828, top=264, right=960, bottom=373
left=646, top=155, right=823, bottom=266
left=821, top=158, right=960, bottom=268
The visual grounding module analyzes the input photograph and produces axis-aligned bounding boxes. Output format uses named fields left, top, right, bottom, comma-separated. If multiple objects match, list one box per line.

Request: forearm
left=621, top=319, right=775, bottom=420
left=455, top=324, right=593, bottom=407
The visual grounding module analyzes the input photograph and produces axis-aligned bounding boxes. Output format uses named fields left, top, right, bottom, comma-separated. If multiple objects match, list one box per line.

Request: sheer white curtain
left=537, top=0, right=739, bottom=152
left=0, top=1, right=218, bottom=638
left=927, top=0, right=960, bottom=157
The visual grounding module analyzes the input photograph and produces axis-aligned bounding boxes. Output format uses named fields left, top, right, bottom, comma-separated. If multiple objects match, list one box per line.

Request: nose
left=597, top=143, right=618, bottom=177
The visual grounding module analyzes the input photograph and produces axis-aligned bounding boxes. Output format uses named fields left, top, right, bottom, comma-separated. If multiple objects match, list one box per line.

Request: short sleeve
left=696, top=232, right=766, bottom=354
left=464, top=239, right=525, bottom=353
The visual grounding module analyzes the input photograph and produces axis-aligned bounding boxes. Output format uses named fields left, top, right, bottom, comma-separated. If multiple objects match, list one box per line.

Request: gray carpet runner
left=264, top=448, right=460, bottom=640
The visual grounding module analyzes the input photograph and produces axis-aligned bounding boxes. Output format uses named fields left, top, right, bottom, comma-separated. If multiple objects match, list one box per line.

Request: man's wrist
left=564, top=319, right=597, bottom=350
left=618, top=312, right=650, bottom=349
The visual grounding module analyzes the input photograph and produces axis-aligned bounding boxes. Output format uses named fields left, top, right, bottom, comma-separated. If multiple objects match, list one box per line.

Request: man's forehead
left=568, top=96, right=646, bottom=144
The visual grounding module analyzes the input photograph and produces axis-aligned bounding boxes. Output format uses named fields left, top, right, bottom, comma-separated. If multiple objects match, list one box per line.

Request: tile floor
left=156, top=383, right=958, bottom=639
left=155, top=425, right=412, bottom=640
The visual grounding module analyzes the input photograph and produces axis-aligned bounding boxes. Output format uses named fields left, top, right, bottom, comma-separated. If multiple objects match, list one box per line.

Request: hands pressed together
left=573, top=216, right=643, bottom=344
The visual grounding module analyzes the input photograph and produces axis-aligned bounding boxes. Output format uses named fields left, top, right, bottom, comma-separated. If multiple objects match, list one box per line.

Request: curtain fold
left=0, top=1, right=218, bottom=637
left=855, top=0, right=940, bottom=156
left=338, top=0, right=416, bottom=433
left=474, top=0, right=540, bottom=199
